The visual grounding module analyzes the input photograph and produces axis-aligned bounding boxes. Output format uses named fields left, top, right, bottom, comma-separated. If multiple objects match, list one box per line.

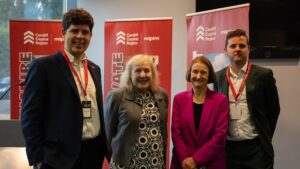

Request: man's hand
left=35, top=162, right=42, bottom=169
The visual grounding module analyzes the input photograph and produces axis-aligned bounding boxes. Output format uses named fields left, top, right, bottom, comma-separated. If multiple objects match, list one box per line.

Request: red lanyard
left=61, top=49, right=89, bottom=97
left=226, top=61, right=251, bottom=102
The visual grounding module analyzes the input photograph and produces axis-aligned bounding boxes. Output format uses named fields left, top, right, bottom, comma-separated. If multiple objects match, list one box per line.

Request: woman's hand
left=182, top=157, right=197, bottom=169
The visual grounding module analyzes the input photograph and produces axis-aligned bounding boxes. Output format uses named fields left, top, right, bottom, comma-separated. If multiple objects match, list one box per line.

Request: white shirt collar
left=64, top=49, right=87, bottom=64
left=229, top=61, right=248, bottom=77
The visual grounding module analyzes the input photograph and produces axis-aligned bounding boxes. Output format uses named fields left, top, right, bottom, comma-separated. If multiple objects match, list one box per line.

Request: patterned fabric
left=110, top=91, right=165, bottom=169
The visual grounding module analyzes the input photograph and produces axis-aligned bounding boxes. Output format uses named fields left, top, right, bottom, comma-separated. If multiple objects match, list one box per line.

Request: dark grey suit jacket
left=21, top=50, right=107, bottom=169
left=214, top=64, right=280, bottom=158
left=104, top=87, right=168, bottom=168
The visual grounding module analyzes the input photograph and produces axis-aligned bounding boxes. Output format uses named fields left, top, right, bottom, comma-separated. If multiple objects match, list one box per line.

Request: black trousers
left=36, top=136, right=105, bottom=169
left=226, top=137, right=273, bottom=169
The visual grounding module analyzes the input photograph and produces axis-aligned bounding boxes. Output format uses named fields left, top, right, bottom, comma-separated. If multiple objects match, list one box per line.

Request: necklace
left=193, top=87, right=207, bottom=104
left=193, top=94, right=205, bottom=104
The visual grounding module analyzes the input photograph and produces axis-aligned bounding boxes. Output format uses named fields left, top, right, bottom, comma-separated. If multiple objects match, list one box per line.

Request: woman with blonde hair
left=104, top=54, right=169, bottom=169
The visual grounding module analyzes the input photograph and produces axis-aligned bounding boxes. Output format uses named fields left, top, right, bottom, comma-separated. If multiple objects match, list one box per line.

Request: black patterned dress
left=110, top=91, right=165, bottom=169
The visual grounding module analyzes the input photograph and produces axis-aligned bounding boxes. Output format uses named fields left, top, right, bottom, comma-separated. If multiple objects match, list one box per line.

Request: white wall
left=253, top=59, right=300, bottom=169
left=78, top=0, right=300, bottom=168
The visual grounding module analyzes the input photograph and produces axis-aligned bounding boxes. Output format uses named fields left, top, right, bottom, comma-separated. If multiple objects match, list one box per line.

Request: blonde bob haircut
left=185, top=56, right=216, bottom=84
left=120, top=54, right=160, bottom=92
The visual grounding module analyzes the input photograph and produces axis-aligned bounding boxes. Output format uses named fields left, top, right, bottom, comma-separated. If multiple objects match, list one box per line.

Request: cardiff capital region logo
left=195, top=25, right=217, bottom=42
left=24, top=31, right=34, bottom=44
left=116, top=31, right=125, bottom=45
left=23, top=30, right=49, bottom=46
left=196, top=25, right=205, bottom=41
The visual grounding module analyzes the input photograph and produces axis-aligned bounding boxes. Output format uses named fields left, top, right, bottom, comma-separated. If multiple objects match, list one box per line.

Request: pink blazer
left=171, top=89, right=228, bottom=169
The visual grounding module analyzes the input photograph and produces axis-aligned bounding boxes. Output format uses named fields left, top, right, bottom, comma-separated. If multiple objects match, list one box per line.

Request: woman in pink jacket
left=171, top=56, right=228, bottom=169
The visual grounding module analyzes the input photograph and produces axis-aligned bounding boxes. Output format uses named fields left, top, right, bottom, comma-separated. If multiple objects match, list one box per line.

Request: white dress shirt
left=227, top=62, right=258, bottom=140
left=65, top=50, right=100, bottom=140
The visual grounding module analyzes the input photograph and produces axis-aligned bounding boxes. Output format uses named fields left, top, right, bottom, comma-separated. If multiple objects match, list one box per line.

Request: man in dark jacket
left=214, top=29, right=280, bottom=169
left=21, top=8, right=107, bottom=169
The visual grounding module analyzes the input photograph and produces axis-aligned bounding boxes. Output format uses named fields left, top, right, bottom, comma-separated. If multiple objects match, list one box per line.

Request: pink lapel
left=197, top=89, right=214, bottom=141
left=183, top=89, right=215, bottom=144
left=185, top=90, right=198, bottom=141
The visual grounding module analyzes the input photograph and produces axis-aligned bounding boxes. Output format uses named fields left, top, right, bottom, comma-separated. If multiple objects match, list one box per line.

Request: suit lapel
left=153, top=91, right=165, bottom=116
left=185, top=90, right=198, bottom=140
left=246, top=65, right=257, bottom=114
left=88, top=63, right=100, bottom=94
left=88, top=61, right=103, bottom=110
left=219, top=69, right=229, bottom=96
left=55, top=51, right=80, bottom=99
left=196, top=90, right=213, bottom=141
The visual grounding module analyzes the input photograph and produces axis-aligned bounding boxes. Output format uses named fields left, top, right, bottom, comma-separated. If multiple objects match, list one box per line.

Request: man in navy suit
left=214, top=29, right=280, bottom=169
left=21, top=8, right=107, bottom=169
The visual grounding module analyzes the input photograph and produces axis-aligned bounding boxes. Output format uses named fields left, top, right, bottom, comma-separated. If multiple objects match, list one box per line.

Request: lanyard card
left=230, top=104, right=242, bottom=120
left=82, top=100, right=92, bottom=118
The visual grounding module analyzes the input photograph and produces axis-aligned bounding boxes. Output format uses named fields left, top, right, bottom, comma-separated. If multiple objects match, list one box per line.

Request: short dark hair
left=186, top=56, right=216, bottom=84
left=225, top=29, right=249, bottom=48
left=62, top=8, right=94, bottom=32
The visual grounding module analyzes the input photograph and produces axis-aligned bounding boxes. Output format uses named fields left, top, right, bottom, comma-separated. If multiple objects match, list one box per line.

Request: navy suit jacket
left=214, top=64, right=280, bottom=158
left=21, top=50, right=106, bottom=169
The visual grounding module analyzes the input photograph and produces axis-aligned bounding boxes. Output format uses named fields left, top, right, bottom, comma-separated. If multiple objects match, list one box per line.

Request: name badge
left=82, top=100, right=92, bottom=118
left=230, top=104, right=242, bottom=120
